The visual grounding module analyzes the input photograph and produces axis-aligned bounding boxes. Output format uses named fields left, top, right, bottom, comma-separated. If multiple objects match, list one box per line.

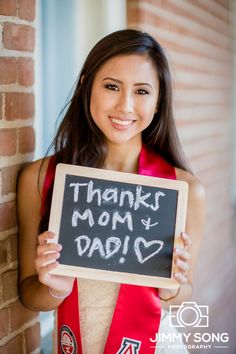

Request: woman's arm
left=159, top=169, right=206, bottom=308
left=17, top=159, right=73, bottom=311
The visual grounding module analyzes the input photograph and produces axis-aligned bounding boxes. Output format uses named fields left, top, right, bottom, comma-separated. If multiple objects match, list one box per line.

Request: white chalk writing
left=75, top=235, right=91, bottom=256
left=134, top=237, right=164, bottom=264
left=72, top=209, right=133, bottom=231
left=105, top=237, right=122, bottom=259
left=72, top=209, right=94, bottom=227
left=69, top=181, right=165, bottom=211
left=141, top=217, right=159, bottom=230
left=74, top=235, right=164, bottom=264
left=112, top=211, right=133, bottom=232
left=68, top=177, right=170, bottom=269
left=87, top=237, right=105, bottom=258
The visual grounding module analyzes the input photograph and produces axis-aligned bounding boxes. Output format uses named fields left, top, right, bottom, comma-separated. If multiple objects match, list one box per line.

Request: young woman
left=17, top=29, right=206, bottom=354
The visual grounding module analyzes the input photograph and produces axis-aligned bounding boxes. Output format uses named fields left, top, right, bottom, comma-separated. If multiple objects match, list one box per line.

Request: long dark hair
left=40, top=29, right=191, bottom=231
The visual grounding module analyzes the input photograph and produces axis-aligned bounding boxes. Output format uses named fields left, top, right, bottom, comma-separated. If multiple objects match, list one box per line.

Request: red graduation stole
left=42, top=145, right=176, bottom=354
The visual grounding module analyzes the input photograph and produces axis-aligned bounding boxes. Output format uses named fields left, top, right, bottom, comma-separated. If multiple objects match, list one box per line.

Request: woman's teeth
left=111, top=118, right=133, bottom=126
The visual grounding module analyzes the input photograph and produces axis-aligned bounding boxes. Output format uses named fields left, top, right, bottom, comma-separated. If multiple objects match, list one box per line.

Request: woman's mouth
left=109, top=116, right=134, bottom=127
left=111, top=118, right=132, bottom=126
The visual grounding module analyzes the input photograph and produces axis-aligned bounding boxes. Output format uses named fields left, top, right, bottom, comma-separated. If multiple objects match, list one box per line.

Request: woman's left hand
left=173, top=231, right=192, bottom=284
left=158, top=232, right=192, bottom=301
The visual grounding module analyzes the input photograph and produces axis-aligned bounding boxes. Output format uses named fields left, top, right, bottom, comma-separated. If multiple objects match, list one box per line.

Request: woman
left=17, top=29, right=206, bottom=354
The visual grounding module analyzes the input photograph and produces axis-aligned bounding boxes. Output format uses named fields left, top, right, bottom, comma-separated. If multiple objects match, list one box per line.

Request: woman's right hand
left=34, top=231, right=74, bottom=297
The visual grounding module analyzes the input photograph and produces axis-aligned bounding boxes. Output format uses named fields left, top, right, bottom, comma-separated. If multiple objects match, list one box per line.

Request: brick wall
left=127, top=0, right=235, bottom=353
left=0, top=0, right=40, bottom=353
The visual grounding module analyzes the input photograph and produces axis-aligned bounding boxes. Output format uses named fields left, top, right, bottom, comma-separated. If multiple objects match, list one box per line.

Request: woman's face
left=90, top=54, right=159, bottom=146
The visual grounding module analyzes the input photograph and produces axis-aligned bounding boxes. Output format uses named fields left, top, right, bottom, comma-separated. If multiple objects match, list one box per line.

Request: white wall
left=35, top=0, right=126, bottom=159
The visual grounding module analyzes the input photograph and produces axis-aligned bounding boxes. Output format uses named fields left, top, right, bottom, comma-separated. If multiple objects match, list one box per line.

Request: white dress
left=78, top=279, right=119, bottom=354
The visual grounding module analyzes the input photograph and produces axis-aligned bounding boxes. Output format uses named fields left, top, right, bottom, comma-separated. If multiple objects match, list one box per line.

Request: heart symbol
left=134, top=237, right=164, bottom=264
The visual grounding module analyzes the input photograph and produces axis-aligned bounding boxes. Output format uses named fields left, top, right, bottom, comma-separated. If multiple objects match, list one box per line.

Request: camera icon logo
left=169, top=301, right=209, bottom=328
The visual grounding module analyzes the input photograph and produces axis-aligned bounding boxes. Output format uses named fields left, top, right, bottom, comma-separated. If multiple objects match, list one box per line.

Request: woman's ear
left=80, top=75, right=84, bottom=84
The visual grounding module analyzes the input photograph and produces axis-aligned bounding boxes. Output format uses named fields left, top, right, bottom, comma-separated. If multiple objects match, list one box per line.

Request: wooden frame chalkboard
left=49, top=164, right=188, bottom=289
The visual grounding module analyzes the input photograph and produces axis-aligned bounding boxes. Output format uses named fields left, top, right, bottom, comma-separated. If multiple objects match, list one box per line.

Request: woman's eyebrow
left=134, top=82, right=153, bottom=88
left=102, top=77, right=122, bottom=83
left=102, top=77, right=153, bottom=88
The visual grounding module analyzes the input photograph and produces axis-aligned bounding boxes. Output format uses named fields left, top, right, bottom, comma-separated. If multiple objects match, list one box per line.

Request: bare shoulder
left=176, top=168, right=207, bottom=243
left=175, top=168, right=206, bottom=204
left=18, top=157, right=51, bottom=198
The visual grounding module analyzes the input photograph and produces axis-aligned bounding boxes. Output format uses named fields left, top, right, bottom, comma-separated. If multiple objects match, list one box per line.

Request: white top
left=78, top=279, right=119, bottom=354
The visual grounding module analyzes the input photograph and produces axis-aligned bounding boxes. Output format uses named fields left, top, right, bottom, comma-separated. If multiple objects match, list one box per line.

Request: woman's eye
left=105, top=84, right=119, bottom=91
left=137, top=89, right=149, bottom=95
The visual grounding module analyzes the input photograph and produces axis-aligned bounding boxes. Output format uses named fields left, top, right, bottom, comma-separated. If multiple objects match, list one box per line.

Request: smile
left=110, top=117, right=134, bottom=126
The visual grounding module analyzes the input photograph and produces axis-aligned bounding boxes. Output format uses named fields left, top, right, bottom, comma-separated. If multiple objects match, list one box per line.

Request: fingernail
left=174, top=272, right=181, bottom=278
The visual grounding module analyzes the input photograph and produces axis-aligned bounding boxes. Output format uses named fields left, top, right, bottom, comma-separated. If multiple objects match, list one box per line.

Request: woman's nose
left=116, top=92, right=134, bottom=114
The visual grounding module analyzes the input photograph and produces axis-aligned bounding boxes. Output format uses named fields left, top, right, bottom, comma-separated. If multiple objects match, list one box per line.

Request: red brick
left=3, top=23, right=35, bottom=52
left=2, top=270, right=18, bottom=302
left=5, top=93, right=34, bottom=120
left=0, top=129, right=17, bottom=156
left=0, top=334, right=24, bottom=354
left=0, top=239, right=8, bottom=269
left=18, top=126, right=35, bottom=153
left=19, top=0, right=36, bottom=21
left=17, top=57, right=34, bottom=86
left=214, top=0, right=230, bottom=8
left=0, top=202, right=17, bottom=232
left=127, top=6, right=142, bottom=23
left=0, top=58, right=17, bottom=85
left=0, top=164, right=21, bottom=195
left=0, top=94, right=3, bottom=120
left=9, top=234, right=18, bottom=263
left=10, top=300, right=38, bottom=331
left=25, top=322, right=41, bottom=352
left=0, top=0, right=16, bottom=16
left=0, top=307, right=9, bottom=338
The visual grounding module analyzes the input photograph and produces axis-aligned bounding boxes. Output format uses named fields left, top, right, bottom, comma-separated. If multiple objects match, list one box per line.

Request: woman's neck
left=103, top=141, right=142, bottom=174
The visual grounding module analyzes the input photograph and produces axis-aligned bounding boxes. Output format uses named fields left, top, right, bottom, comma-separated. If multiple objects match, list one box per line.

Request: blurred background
left=0, top=0, right=235, bottom=353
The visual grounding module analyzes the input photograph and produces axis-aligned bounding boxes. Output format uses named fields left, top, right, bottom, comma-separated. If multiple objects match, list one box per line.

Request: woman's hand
left=173, top=231, right=191, bottom=284
left=158, top=232, right=192, bottom=301
left=34, top=231, right=74, bottom=297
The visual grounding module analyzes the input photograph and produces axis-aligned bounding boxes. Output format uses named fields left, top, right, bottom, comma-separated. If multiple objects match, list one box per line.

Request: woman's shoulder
left=18, top=156, right=52, bottom=196
left=175, top=167, right=206, bottom=203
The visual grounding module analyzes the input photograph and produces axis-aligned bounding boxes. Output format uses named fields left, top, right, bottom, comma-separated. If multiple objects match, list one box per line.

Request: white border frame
left=49, top=164, right=189, bottom=290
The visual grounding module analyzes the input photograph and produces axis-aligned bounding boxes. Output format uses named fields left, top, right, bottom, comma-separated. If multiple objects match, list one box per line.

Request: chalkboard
left=49, top=164, right=188, bottom=289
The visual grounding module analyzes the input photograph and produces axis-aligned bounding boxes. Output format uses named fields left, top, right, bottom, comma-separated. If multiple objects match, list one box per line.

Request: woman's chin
left=106, top=136, right=136, bottom=146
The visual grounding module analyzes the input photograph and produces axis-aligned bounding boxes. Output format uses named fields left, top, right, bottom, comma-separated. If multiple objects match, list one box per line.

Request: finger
left=174, top=272, right=188, bottom=284
left=175, top=259, right=189, bottom=274
left=39, top=261, right=59, bottom=275
left=38, top=261, right=59, bottom=284
left=174, top=248, right=191, bottom=261
left=37, top=243, right=62, bottom=257
left=181, top=232, right=192, bottom=249
left=34, top=252, right=60, bottom=271
left=38, top=231, right=55, bottom=245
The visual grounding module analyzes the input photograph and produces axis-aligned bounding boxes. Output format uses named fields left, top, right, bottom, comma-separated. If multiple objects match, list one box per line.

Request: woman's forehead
left=94, top=54, right=158, bottom=83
